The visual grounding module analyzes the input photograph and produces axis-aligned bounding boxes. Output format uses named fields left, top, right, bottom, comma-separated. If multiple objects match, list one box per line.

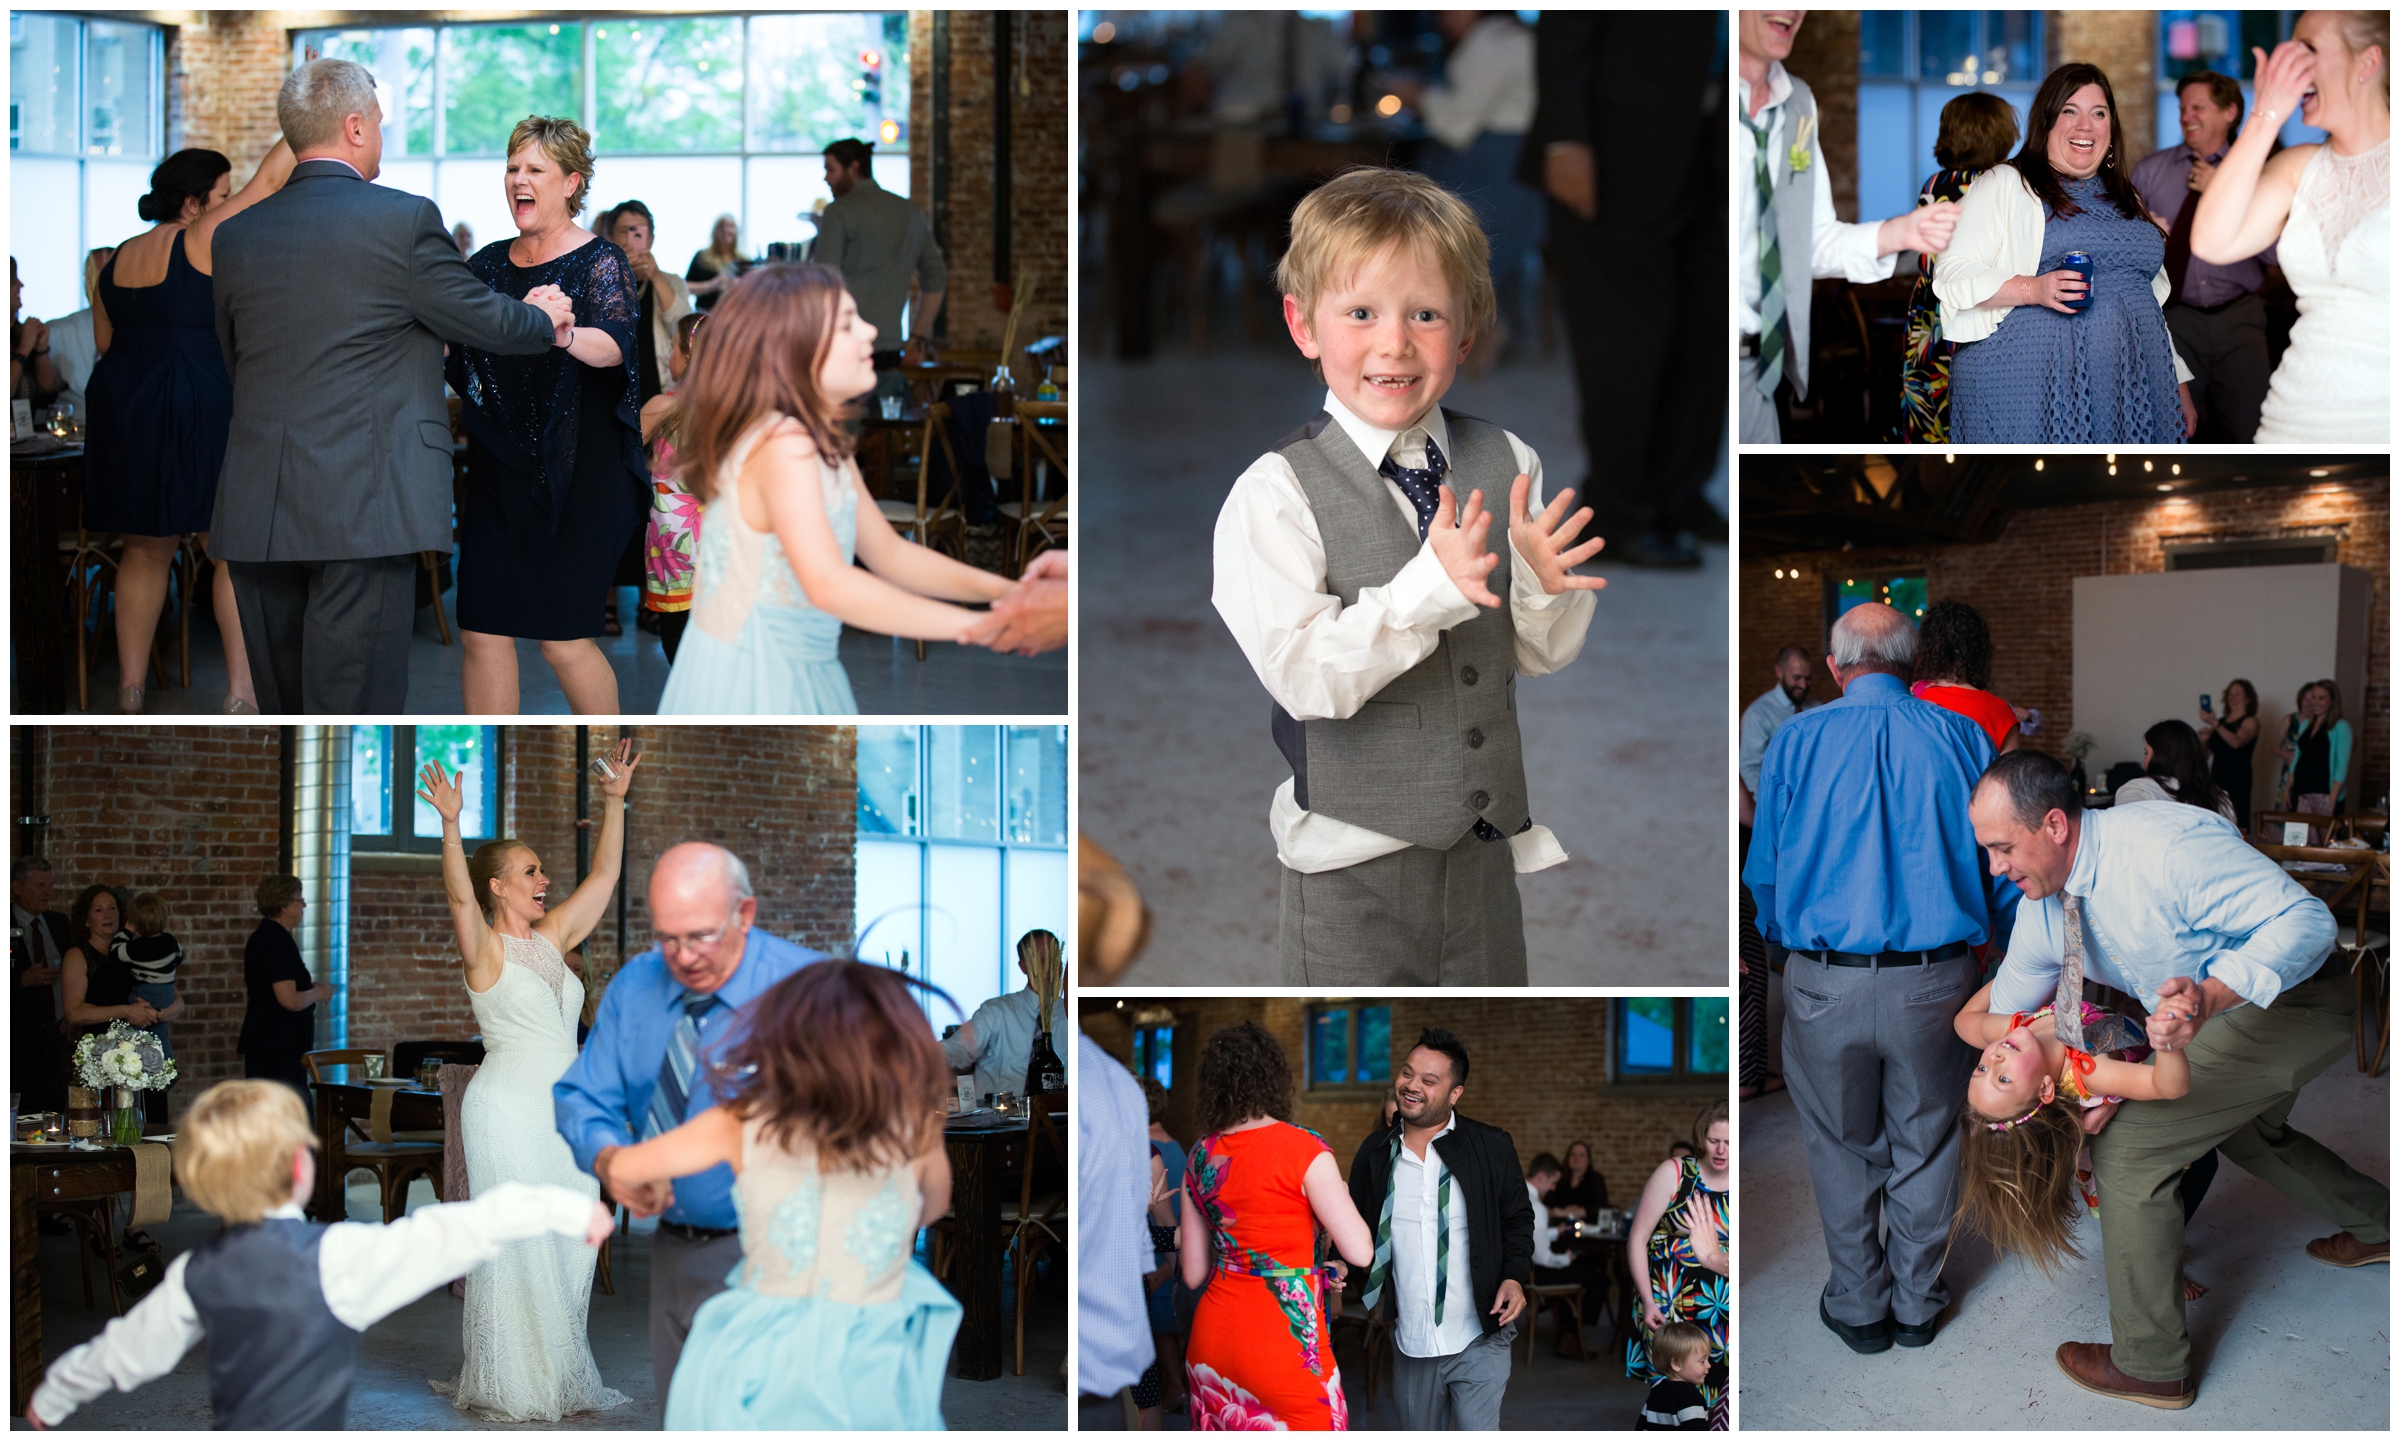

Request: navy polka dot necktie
left=1379, top=434, right=1449, bottom=541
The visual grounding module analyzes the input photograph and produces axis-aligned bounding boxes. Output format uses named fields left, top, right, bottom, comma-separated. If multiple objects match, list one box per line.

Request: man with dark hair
left=1969, top=749, right=2385, bottom=1409
left=2131, top=70, right=2277, bottom=441
left=813, top=137, right=946, bottom=409
left=11, top=857, right=72, bottom=1113
left=1743, top=601, right=2017, bottom=1355
left=1525, top=1151, right=1605, bottom=1358
left=1342, top=1029, right=1532, bottom=1427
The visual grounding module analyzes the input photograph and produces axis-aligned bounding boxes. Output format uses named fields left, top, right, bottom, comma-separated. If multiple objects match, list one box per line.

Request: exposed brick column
left=165, top=12, right=289, bottom=185
left=2053, top=10, right=2157, bottom=160
left=1786, top=11, right=1862, bottom=221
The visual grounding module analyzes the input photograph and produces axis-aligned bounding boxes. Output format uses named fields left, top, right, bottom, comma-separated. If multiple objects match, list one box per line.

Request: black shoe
left=1821, top=1296, right=1893, bottom=1354
left=1894, top=1314, right=1938, bottom=1348
left=1601, top=527, right=1704, bottom=569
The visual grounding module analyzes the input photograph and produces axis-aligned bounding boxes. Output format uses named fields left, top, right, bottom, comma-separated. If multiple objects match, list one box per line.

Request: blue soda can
left=2061, top=251, right=2093, bottom=312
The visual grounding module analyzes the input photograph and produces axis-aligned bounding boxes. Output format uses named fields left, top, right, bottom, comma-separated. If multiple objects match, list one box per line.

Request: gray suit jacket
left=209, top=160, right=556, bottom=561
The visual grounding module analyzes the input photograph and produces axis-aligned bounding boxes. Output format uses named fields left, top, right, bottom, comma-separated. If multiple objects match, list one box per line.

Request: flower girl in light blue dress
left=606, top=960, right=962, bottom=1429
left=656, top=263, right=1015, bottom=714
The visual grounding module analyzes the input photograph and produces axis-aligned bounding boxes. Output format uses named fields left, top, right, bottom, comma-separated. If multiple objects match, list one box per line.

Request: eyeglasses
left=654, top=911, right=739, bottom=957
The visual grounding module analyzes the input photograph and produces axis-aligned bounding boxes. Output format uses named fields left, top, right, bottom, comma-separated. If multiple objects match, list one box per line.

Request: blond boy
left=1212, top=167, right=1605, bottom=985
left=28, top=1079, right=609, bottom=1430
left=1638, top=1321, right=1713, bottom=1429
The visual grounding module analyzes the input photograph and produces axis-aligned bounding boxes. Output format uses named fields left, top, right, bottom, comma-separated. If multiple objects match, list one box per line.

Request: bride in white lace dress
left=2194, top=12, right=2390, bottom=442
left=417, top=742, right=640, bottom=1422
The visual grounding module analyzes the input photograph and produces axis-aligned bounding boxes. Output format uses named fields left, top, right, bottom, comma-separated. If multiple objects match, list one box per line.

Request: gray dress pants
left=1780, top=952, right=1979, bottom=1328
left=1279, top=828, right=1527, bottom=986
left=1390, top=1323, right=1515, bottom=1430
left=229, top=554, right=418, bottom=713
left=1738, top=353, right=1782, bottom=443
left=649, top=1227, right=743, bottom=1413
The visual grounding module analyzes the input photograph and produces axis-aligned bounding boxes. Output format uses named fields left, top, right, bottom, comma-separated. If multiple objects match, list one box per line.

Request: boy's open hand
left=1509, top=474, right=1608, bottom=596
left=1429, top=483, right=1501, bottom=609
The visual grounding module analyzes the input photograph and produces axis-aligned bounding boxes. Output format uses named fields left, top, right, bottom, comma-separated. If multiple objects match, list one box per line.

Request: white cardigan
left=1933, top=163, right=2192, bottom=382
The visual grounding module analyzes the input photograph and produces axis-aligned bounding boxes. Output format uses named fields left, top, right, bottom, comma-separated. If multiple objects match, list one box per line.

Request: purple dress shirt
left=2130, top=141, right=2278, bottom=309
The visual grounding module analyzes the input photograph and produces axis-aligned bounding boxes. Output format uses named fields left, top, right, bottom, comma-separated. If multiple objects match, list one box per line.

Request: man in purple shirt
left=2130, top=71, right=2280, bottom=442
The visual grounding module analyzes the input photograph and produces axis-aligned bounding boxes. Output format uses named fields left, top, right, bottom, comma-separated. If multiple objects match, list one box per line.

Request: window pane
left=309, top=29, right=436, bottom=159
left=927, top=727, right=998, bottom=843
left=1004, top=847, right=1068, bottom=985
left=1981, top=12, right=2039, bottom=86
left=13, top=14, right=82, bottom=155
left=925, top=844, right=1003, bottom=1017
left=84, top=22, right=153, bottom=157
left=412, top=725, right=488, bottom=839
left=351, top=726, right=394, bottom=836
left=1918, top=10, right=1975, bottom=86
left=1689, top=997, right=1729, bottom=1075
left=1143, top=1026, right=1172, bottom=1090
left=1005, top=726, right=1067, bottom=845
left=85, top=157, right=150, bottom=258
left=857, top=725, right=919, bottom=835
left=1358, top=1005, right=1391, bottom=1083
left=595, top=16, right=742, bottom=153
left=746, top=12, right=912, bottom=153
left=1621, top=998, right=1676, bottom=1075
left=855, top=837, right=923, bottom=968
left=13, top=156, right=80, bottom=317
left=1858, top=10, right=1907, bottom=79
left=442, top=22, right=581, bottom=156
left=1310, top=1007, right=1349, bottom=1086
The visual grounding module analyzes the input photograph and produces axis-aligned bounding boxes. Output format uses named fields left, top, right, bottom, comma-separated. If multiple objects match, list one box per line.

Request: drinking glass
left=880, top=394, right=903, bottom=420
left=364, top=1054, right=385, bottom=1081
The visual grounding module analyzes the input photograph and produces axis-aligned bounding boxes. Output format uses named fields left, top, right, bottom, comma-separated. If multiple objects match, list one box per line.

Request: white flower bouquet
left=74, top=1020, right=177, bottom=1093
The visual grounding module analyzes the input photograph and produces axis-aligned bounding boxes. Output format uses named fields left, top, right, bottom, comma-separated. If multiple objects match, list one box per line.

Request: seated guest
left=941, top=929, right=1065, bottom=1103
left=2115, top=719, right=2239, bottom=824
left=1528, top=1152, right=1606, bottom=1357
left=28, top=1079, right=610, bottom=1429
left=239, top=875, right=333, bottom=1105
left=1551, top=1137, right=1608, bottom=1219
left=47, top=247, right=115, bottom=414
left=1910, top=599, right=2024, bottom=752
left=12, top=257, right=60, bottom=405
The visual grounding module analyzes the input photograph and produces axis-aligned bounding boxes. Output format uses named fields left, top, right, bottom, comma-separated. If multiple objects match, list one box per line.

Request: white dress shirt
left=1391, top=1113, right=1482, bottom=1359
left=942, top=984, right=1065, bottom=1104
left=1527, top=1180, right=1572, bottom=1269
left=1986, top=800, right=2338, bottom=1018
left=1418, top=17, right=1537, bottom=153
left=30, top=1182, right=596, bottom=1427
left=1736, top=62, right=1896, bottom=334
left=1213, top=390, right=1595, bottom=875
left=48, top=309, right=98, bottom=413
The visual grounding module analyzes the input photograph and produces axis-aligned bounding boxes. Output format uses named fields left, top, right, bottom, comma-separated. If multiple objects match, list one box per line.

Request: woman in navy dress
left=1937, top=64, right=2195, bottom=443
left=446, top=116, right=645, bottom=715
left=85, top=140, right=293, bottom=713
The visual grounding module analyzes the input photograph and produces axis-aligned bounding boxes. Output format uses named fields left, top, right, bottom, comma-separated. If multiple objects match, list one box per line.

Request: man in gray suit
left=211, top=58, right=573, bottom=712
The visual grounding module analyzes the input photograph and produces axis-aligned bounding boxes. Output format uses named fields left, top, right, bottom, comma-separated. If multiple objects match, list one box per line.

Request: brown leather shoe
left=2054, top=1342, right=2194, bottom=1409
left=2306, top=1231, right=2390, bottom=1267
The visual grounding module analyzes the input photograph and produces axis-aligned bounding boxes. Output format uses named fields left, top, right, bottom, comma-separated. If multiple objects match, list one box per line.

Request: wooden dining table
left=308, top=1066, right=444, bottom=1222
left=942, top=1108, right=1055, bottom=1381
left=11, top=443, right=80, bottom=714
left=11, top=1139, right=149, bottom=1415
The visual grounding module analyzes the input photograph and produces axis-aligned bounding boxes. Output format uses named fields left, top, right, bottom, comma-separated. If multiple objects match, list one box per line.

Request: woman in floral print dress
left=1179, top=1022, right=1374, bottom=1430
left=1625, top=1102, right=1731, bottom=1413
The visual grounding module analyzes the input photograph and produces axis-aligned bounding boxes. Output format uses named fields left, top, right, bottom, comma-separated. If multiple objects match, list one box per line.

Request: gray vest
left=1766, top=76, right=1818, bottom=398
left=1269, top=411, right=1528, bottom=850
left=185, top=1218, right=359, bottom=1429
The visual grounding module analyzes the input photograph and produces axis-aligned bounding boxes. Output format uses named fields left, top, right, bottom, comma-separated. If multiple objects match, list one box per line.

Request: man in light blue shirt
left=1971, top=751, right=2387, bottom=1409
left=1075, top=1032, right=1156, bottom=1425
left=1738, top=644, right=1813, bottom=816
left=553, top=842, right=824, bottom=1411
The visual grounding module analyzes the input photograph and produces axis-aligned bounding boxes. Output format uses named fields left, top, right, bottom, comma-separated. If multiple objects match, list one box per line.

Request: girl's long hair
left=1954, top=1098, right=2087, bottom=1276
left=2009, top=62, right=2143, bottom=220
left=708, top=960, right=952, bottom=1172
left=2142, top=720, right=2228, bottom=817
left=673, top=263, right=857, bottom=504
left=2297, top=679, right=2346, bottom=736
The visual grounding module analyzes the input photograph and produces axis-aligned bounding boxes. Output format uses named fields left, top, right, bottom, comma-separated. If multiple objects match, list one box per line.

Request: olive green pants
left=2090, top=966, right=2389, bottom=1383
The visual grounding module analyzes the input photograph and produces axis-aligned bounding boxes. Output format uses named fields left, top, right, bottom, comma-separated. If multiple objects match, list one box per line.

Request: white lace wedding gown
left=435, top=932, right=627, bottom=1421
left=2255, top=139, right=2390, bottom=443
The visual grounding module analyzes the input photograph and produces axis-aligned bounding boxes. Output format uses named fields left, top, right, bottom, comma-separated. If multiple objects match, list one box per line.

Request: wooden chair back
left=302, top=1048, right=383, bottom=1083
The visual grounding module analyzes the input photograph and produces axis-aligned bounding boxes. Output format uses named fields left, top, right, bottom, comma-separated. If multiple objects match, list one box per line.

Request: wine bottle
left=1024, top=1028, right=1066, bottom=1095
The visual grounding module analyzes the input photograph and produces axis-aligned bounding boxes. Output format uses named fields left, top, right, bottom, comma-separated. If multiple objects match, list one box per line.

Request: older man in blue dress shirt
left=554, top=841, right=824, bottom=1412
left=1744, top=602, right=2018, bottom=1356
left=1971, top=750, right=2387, bottom=1410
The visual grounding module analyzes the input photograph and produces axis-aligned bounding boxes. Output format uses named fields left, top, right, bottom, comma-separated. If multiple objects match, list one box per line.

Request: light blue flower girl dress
left=662, top=1116, right=961, bottom=1429
left=657, top=415, right=859, bottom=714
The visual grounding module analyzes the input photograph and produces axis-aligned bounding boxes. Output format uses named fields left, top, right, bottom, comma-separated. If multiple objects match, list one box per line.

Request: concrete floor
left=1738, top=965, right=2392, bottom=1430
left=26, top=1176, right=1067, bottom=1430
left=42, top=578, right=1065, bottom=717
left=1079, top=338, right=1728, bottom=988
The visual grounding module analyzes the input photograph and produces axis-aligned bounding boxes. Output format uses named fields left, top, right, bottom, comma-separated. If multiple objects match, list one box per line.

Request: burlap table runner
left=128, top=1138, right=173, bottom=1228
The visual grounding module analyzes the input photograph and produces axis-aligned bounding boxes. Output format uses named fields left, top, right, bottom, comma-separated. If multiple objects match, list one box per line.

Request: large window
left=855, top=726, right=1068, bottom=1030
left=350, top=725, right=501, bottom=854
left=294, top=14, right=912, bottom=294
left=1306, top=1002, right=1393, bottom=1095
left=10, top=13, right=163, bottom=317
left=2149, top=11, right=2327, bottom=161
left=1614, top=998, right=1729, bottom=1084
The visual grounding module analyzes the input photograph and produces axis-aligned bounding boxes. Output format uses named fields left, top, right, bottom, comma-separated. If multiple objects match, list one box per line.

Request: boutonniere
left=1788, top=115, right=1816, bottom=173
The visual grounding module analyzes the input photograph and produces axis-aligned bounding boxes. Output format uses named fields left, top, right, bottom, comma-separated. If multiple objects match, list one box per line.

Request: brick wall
left=910, top=11, right=1071, bottom=372
left=2051, top=10, right=2158, bottom=160
left=165, top=12, right=289, bottom=184
left=1082, top=998, right=1721, bottom=1204
left=1785, top=11, right=1862, bottom=220
left=15, top=725, right=858, bottom=1117
left=1739, top=480, right=2391, bottom=793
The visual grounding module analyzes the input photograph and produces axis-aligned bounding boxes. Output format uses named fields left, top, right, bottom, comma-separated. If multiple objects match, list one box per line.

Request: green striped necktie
left=1359, top=1130, right=1452, bottom=1325
left=1745, top=108, right=1790, bottom=400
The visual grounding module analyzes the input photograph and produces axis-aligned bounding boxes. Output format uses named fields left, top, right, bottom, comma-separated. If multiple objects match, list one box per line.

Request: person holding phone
left=2198, top=679, right=2261, bottom=828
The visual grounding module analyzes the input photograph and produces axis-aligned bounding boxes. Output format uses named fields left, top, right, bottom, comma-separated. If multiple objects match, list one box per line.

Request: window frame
left=348, top=725, right=504, bottom=856
left=1302, top=1000, right=1395, bottom=1098
left=1611, top=997, right=1730, bottom=1085
left=1132, top=1021, right=1174, bottom=1091
left=10, top=13, right=164, bottom=158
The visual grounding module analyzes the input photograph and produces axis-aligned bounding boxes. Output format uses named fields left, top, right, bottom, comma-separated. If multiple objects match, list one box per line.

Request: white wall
left=2073, top=564, right=2373, bottom=815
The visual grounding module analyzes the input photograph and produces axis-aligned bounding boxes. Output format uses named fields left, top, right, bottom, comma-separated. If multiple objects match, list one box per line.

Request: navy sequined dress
left=445, top=236, right=647, bottom=641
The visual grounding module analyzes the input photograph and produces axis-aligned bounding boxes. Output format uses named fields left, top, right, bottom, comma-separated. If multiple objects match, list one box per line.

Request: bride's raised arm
left=540, top=739, right=641, bottom=955
left=418, top=759, right=500, bottom=991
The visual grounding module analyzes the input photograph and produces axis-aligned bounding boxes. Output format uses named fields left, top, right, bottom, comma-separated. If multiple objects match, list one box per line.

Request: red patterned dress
left=1184, top=1121, right=1348, bottom=1430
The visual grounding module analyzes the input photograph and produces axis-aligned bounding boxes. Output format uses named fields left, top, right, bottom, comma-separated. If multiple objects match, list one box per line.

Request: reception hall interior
left=1736, top=453, right=2389, bottom=1428
left=10, top=9, right=1067, bottom=715
left=9, top=723, right=1068, bottom=1428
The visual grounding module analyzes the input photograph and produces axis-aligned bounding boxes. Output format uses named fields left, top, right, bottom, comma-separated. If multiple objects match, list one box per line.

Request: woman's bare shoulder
left=2265, top=141, right=2322, bottom=180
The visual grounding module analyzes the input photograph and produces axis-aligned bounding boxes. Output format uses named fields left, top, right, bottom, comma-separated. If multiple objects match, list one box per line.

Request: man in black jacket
left=11, top=858, right=72, bottom=1113
left=1345, top=1028, right=1533, bottom=1429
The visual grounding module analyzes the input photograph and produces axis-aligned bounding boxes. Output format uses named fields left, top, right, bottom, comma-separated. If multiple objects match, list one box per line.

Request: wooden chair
left=1002, top=1095, right=1069, bottom=1375
left=1516, top=1282, right=1589, bottom=1364
left=877, top=402, right=970, bottom=660
left=999, top=401, right=1068, bottom=577
left=304, top=1048, right=445, bottom=1223
left=56, top=485, right=177, bottom=710
left=37, top=1181, right=130, bottom=1315
left=393, top=1039, right=486, bottom=1077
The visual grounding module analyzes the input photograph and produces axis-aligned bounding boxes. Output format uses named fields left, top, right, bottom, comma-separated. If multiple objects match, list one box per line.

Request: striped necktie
left=1359, top=1130, right=1452, bottom=1324
left=1744, top=108, right=1790, bottom=400
left=645, top=991, right=721, bottom=1140
left=2057, top=895, right=2093, bottom=1053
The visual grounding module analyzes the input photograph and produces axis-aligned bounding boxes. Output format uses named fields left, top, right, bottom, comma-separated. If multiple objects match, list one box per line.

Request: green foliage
left=595, top=16, right=742, bottom=153
left=443, top=23, right=581, bottom=156
left=1689, top=997, right=1729, bottom=1076
left=746, top=12, right=910, bottom=153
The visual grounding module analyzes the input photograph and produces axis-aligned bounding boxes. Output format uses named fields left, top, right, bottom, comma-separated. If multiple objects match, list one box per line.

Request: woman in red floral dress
left=1179, top=1023, right=1374, bottom=1430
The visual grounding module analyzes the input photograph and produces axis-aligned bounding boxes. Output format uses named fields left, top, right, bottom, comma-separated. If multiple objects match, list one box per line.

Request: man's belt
left=1739, top=332, right=1761, bottom=357
left=657, top=1219, right=738, bottom=1242
left=1790, top=940, right=1975, bottom=968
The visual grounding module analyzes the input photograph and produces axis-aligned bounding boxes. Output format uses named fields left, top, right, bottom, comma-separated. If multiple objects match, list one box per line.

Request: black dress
left=239, top=918, right=315, bottom=1095
left=83, top=232, right=235, bottom=535
left=1553, top=1168, right=1609, bottom=1218
left=2206, top=721, right=2257, bottom=829
left=70, top=936, right=138, bottom=1042
left=446, top=237, right=647, bottom=641
left=686, top=251, right=751, bottom=312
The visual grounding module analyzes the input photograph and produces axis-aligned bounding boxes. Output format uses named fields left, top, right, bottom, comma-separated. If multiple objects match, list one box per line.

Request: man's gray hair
left=1828, top=602, right=1917, bottom=672
left=710, top=845, right=755, bottom=902
left=279, top=58, right=379, bottom=153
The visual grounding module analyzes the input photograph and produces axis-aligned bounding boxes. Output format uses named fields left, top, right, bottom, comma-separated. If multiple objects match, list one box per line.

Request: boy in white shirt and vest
left=1213, top=167, right=1604, bottom=984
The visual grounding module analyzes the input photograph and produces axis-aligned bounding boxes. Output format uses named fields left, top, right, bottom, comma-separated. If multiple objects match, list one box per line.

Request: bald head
left=648, top=842, right=757, bottom=993
left=1827, top=603, right=1916, bottom=690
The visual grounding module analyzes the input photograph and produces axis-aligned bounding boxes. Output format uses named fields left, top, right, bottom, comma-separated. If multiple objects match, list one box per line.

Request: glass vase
left=109, top=1087, right=142, bottom=1146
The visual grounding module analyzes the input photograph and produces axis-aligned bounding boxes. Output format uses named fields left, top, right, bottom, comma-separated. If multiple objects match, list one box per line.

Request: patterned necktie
left=1744, top=109, right=1790, bottom=399
left=2162, top=152, right=2212, bottom=306
left=1359, top=1130, right=1451, bottom=1324
left=1378, top=434, right=1449, bottom=542
left=2056, top=894, right=2093, bottom=1054
left=645, top=991, right=721, bottom=1140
